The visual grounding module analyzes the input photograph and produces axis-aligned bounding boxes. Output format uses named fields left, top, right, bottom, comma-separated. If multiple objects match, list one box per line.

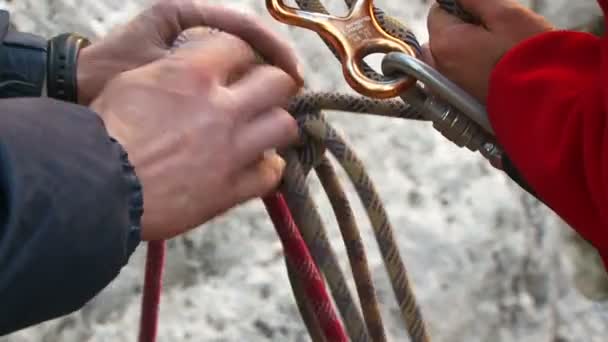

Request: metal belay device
left=137, top=1, right=539, bottom=341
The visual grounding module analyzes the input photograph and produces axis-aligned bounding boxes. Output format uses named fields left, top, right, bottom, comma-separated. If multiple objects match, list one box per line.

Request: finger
left=233, top=153, right=286, bottom=201
left=427, top=3, right=468, bottom=38
left=235, top=107, right=299, bottom=166
left=149, top=0, right=304, bottom=85
left=170, top=26, right=218, bottom=53
left=427, top=3, right=488, bottom=68
left=193, top=3, right=304, bottom=85
left=170, top=32, right=257, bottom=84
left=419, top=42, right=437, bottom=69
left=172, top=26, right=217, bottom=48
left=230, top=65, right=299, bottom=118
left=457, top=0, right=521, bottom=25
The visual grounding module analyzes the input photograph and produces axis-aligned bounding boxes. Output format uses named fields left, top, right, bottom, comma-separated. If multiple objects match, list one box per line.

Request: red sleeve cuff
left=487, top=30, right=608, bottom=249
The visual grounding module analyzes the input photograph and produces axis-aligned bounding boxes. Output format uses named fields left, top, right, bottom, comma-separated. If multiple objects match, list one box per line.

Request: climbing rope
left=264, top=192, right=348, bottom=341
left=137, top=1, right=483, bottom=342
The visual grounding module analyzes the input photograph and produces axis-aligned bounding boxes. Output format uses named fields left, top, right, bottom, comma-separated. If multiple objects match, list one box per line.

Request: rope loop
left=139, top=2, right=475, bottom=342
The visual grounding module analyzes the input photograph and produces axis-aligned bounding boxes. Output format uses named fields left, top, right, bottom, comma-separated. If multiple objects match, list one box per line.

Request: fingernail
left=263, top=148, right=276, bottom=159
left=269, top=151, right=286, bottom=169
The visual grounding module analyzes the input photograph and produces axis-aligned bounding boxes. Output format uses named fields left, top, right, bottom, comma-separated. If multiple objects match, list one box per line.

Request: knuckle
left=215, top=88, right=240, bottom=115
left=192, top=69, right=216, bottom=91
left=184, top=62, right=217, bottom=90
left=278, top=69, right=298, bottom=93
left=160, top=57, right=217, bottom=92
left=150, top=0, right=178, bottom=16
left=260, top=65, right=299, bottom=97
left=265, top=65, right=293, bottom=85
left=429, top=35, right=452, bottom=61
left=259, top=163, right=283, bottom=194
left=277, top=111, right=299, bottom=142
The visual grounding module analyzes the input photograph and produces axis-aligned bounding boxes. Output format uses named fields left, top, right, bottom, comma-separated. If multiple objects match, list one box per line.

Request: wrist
left=90, top=94, right=132, bottom=151
left=76, top=45, right=98, bottom=105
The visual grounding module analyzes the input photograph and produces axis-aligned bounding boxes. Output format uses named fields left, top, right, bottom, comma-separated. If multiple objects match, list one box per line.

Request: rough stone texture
left=1, top=0, right=608, bottom=341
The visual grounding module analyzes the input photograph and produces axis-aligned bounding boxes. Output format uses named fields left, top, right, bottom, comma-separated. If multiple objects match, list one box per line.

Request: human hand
left=91, top=31, right=301, bottom=241
left=422, top=0, right=554, bottom=102
left=77, top=0, right=302, bottom=105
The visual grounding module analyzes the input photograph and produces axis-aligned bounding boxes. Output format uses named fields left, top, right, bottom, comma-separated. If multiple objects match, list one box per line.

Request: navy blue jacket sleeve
left=0, top=97, right=142, bottom=335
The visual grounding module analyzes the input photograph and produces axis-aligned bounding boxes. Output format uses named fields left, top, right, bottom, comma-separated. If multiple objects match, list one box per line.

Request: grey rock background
left=1, top=0, right=608, bottom=341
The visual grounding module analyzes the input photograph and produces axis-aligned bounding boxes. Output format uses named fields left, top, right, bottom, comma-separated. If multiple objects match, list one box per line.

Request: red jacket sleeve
left=487, top=1, right=608, bottom=263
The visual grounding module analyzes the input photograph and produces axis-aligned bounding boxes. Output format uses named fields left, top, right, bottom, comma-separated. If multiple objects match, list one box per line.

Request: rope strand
left=138, top=240, right=166, bottom=342
left=263, top=193, right=348, bottom=342
left=138, top=2, right=474, bottom=341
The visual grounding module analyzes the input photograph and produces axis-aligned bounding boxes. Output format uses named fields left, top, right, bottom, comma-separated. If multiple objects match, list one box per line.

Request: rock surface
left=1, top=0, right=608, bottom=341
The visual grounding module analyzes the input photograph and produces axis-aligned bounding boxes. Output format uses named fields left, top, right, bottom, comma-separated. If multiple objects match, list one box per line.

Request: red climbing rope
left=137, top=193, right=346, bottom=342
left=138, top=240, right=166, bottom=342
left=263, top=192, right=348, bottom=342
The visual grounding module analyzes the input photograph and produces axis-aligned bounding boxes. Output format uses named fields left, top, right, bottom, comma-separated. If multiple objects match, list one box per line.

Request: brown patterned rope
left=288, top=91, right=423, bottom=120
left=280, top=2, right=474, bottom=340
left=280, top=147, right=372, bottom=342
left=168, top=1, right=471, bottom=341
left=281, top=97, right=432, bottom=341
left=297, top=111, right=430, bottom=341
left=280, top=117, right=368, bottom=342
left=279, top=0, right=432, bottom=340
left=315, top=156, right=387, bottom=342
left=285, top=257, right=330, bottom=342
left=286, top=91, right=428, bottom=342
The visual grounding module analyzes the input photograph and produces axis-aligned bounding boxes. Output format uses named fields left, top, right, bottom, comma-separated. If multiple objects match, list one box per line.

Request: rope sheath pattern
left=263, top=193, right=348, bottom=342
left=138, top=1, right=471, bottom=341
left=275, top=0, right=440, bottom=340
left=315, top=157, right=387, bottom=342
left=138, top=240, right=165, bottom=342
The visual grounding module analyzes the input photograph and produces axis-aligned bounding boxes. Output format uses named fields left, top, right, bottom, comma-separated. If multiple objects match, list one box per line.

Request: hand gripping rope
left=137, top=1, right=538, bottom=341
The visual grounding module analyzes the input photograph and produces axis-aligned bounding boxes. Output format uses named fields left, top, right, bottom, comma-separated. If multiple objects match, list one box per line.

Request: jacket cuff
left=112, top=136, right=143, bottom=256
left=486, top=30, right=607, bottom=247
left=0, top=98, right=144, bottom=335
left=486, top=30, right=601, bottom=194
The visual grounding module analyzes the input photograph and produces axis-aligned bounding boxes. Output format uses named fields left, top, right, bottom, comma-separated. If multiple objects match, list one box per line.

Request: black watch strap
left=47, top=33, right=91, bottom=103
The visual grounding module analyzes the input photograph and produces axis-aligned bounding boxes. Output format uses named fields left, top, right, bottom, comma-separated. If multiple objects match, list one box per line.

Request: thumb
left=455, top=0, right=524, bottom=26
left=427, top=3, right=469, bottom=38
left=451, top=0, right=496, bottom=20
left=170, top=26, right=220, bottom=52
left=144, top=0, right=303, bottom=85
left=436, top=0, right=479, bottom=23
left=419, top=43, right=437, bottom=69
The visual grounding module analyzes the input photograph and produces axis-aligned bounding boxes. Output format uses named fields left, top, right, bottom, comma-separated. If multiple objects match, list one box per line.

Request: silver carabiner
left=382, top=52, right=493, bottom=135
left=381, top=52, right=504, bottom=169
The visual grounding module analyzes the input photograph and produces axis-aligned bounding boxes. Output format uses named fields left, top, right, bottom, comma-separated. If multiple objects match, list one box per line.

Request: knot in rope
left=139, top=1, right=472, bottom=342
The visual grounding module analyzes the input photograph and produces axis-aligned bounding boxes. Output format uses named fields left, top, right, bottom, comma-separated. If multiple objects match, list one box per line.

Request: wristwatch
left=46, top=32, right=91, bottom=103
